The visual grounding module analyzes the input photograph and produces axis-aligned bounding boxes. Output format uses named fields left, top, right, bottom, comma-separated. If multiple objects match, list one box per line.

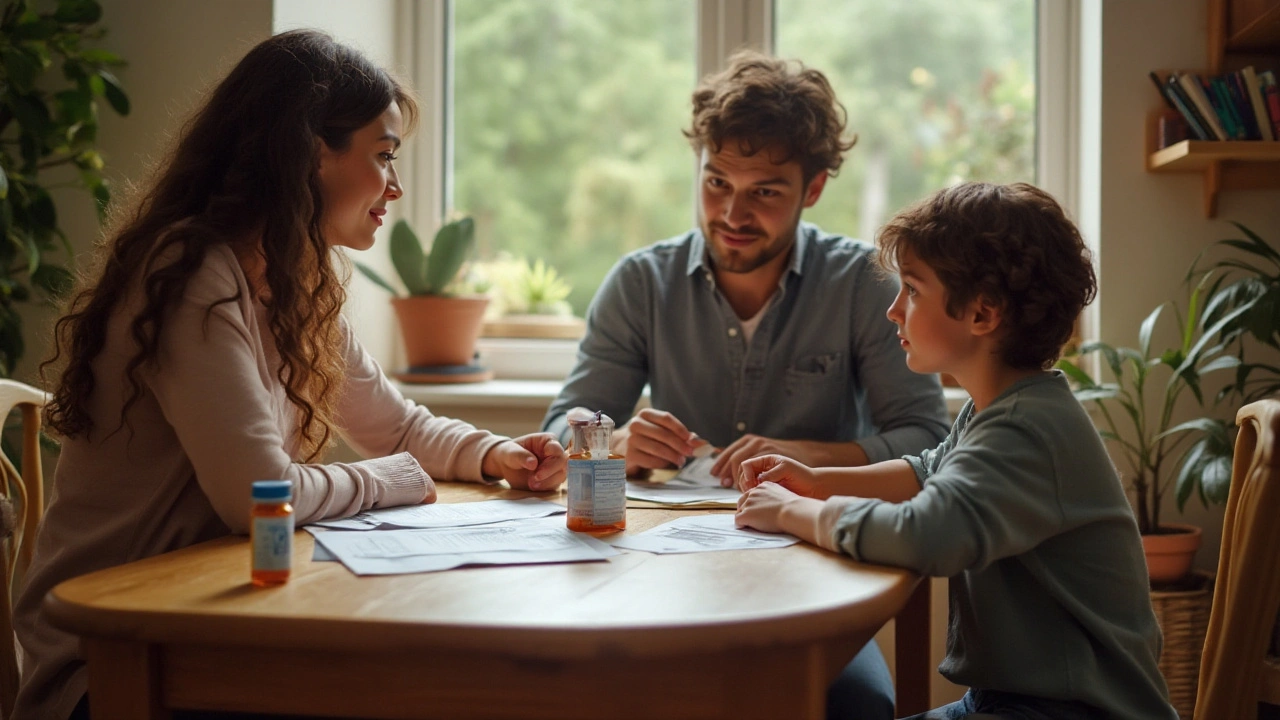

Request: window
left=450, top=1, right=697, bottom=315
left=443, top=0, right=1039, bottom=318
left=774, top=0, right=1037, bottom=241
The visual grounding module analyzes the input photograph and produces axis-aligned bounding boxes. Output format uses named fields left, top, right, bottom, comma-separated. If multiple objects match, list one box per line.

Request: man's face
left=697, top=143, right=827, bottom=277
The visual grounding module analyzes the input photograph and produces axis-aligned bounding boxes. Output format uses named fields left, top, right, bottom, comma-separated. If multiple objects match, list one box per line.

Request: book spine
left=1226, top=72, right=1261, bottom=139
left=1241, top=66, right=1275, bottom=141
left=1163, top=76, right=1212, bottom=140
left=1208, top=76, right=1242, bottom=139
left=1261, top=71, right=1280, bottom=139
left=1178, top=73, right=1228, bottom=140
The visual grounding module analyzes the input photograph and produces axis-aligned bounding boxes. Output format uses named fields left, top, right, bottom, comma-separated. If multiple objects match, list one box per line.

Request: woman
left=15, top=30, right=566, bottom=720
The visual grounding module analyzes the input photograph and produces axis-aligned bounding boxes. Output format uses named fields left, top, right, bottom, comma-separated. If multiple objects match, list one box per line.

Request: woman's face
left=317, top=103, right=404, bottom=251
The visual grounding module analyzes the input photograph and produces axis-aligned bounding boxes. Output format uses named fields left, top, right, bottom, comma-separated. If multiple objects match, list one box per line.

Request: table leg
left=83, top=639, right=171, bottom=720
left=895, top=578, right=932, bottom=716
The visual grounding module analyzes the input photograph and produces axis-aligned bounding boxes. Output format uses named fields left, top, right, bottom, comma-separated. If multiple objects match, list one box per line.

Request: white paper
left=609, top=513, right=799, bottom=554
left=625, top=479, right=740, bottom=507
left=668, top=455, right=722, bottom=487
left=308, top=498, right=565, bottom=531
left=313, top=516, right=616, bottom=575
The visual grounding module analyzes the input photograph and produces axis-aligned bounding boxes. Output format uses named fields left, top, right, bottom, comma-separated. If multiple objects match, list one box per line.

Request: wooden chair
left=1194, top=398, right=1280, bottom=720
left=0, top=379, right=48, bottom=720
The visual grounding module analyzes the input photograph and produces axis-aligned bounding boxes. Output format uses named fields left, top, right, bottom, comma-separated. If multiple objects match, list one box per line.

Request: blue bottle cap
left=251, top=480, right=293, bottom=501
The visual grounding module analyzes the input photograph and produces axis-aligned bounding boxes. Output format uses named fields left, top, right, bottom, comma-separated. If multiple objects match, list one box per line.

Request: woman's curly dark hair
left=876, top=182, right=1097, bottom=370
left=684, top=49, right=857, bottom=182
left=42, top=30, right=418, bottom=461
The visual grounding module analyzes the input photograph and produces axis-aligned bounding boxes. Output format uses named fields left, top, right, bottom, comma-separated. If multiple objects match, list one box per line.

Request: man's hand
left=711, top=435, right=808, bottom=487
left=482, top=433, right=567, bottom=491
left=612, top=408, right=707, bottom=477
left=736, top=454, right=820, bottom=495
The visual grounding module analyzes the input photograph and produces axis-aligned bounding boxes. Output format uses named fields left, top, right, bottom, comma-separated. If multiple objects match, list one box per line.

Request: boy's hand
left=483, top=433, right=567, bottom=492
left=737, top=454, right=819, bottom=495
left=735, top=481, right=802, bottom=534
left=612, top=408, right=707, bottom=477
left=712, top=435, right=806, bottom=487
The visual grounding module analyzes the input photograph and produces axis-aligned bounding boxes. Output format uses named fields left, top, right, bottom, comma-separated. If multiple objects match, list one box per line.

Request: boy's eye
left=904, top=284, right=917, bottom=296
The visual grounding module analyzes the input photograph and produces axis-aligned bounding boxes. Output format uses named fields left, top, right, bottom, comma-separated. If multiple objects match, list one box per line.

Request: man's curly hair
left=876, top=182, right=1096, bottom=370
left=684, top=49, right=856, bottom=182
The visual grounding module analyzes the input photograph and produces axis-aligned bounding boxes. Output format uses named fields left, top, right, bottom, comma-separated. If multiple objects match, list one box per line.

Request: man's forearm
left=797, top=439, right=870, bottom=468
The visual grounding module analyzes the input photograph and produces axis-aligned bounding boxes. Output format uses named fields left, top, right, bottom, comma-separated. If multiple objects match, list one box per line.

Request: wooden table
left=46, top=483, right=927, bottom=720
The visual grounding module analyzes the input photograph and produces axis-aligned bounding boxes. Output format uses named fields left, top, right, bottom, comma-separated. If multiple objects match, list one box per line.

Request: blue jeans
left=898, top=688, right=1101, bottom=720
left=828, top=639, right=896, bottom=720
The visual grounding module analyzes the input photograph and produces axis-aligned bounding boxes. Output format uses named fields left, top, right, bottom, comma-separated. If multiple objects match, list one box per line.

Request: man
left=543, top=51, right=950, bottom=719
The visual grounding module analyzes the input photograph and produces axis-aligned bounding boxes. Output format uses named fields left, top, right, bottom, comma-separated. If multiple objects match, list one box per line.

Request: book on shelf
left=1242, top=66, right=1275, bottom=141
left=1261, top=70, right=1280, bottom=139
left=1150, top=67, right=1280, bottom=145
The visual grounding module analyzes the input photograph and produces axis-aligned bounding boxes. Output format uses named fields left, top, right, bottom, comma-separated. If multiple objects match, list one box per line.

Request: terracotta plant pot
left=1142, top=523, right=1203, bottom=583
left=391, top=295, right=490, bottom=368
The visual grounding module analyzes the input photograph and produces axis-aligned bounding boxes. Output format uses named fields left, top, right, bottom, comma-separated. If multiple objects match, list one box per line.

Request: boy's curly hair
left=876, top=182, right=1096, bottom=370
left=684, top=50, right=857, bottom=182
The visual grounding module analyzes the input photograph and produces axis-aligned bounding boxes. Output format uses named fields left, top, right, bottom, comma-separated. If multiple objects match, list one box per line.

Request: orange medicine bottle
left=250, top=480, right=294, bottom=587
left=565, top=408, right=626, bottom=534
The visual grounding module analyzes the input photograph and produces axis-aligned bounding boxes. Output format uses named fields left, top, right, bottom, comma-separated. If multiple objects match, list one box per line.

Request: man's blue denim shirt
left=543, top=223, right=949, bottom=463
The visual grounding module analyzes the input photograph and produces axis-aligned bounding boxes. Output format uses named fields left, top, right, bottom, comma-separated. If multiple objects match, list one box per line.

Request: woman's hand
left=736, top=454, right=820, bottom=495
left=483, top=433, right=568, bottom=491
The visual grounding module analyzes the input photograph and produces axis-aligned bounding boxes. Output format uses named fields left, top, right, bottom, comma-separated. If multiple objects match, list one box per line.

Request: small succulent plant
left=355, top=217, right=477, bottom=296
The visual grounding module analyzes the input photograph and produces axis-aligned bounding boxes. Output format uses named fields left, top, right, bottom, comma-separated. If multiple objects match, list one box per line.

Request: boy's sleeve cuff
left=816, top=497, right=860, bottom=553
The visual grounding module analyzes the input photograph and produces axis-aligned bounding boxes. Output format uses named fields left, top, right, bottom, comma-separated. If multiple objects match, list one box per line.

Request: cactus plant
left=355, top=217, right=477, bottom=296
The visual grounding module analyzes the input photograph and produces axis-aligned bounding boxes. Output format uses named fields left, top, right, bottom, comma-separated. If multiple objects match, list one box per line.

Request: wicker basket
left=1150, top=570, right=1214, bottom=719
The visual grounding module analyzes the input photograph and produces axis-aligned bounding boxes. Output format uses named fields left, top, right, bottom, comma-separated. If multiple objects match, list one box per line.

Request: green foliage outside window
left=0, top=0, right=128, bottom=376
left=451, top=0, right=1035, bottom=316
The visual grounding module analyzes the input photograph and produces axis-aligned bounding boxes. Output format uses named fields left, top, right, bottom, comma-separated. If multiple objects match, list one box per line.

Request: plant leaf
left=389, top=219, right=428, bottom=295
left=353, top=261, right=399, bottom=296
left=98, top=69, right=129, bottom=115
left=424, top=217, right=475, bottom=294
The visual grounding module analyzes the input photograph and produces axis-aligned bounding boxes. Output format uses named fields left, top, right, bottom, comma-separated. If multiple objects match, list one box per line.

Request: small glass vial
left=566, top=408, right=626, bottom=534
left=250, top=480, right=294, bottom=587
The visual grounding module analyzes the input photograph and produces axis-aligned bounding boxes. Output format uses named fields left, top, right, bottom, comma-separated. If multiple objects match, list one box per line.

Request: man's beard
left=701, top=207, right=802, bottom=275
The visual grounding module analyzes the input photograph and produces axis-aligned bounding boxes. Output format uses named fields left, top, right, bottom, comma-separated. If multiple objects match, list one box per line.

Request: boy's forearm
left=810, top=459, right=921, bottom=502
left=778, top=495, right=826, bottom=545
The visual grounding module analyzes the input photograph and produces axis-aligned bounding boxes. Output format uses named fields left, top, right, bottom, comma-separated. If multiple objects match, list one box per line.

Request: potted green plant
left=0, top=0, right=129, bottom=376
left=480, top=255, right=585, bottom=340
left=354, top=217, right=489, bottom=372
left=1057, top=273, right=1244, bottom=583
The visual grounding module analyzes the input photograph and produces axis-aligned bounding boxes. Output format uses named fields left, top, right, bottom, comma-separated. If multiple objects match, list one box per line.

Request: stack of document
left=625, top=456, right=741, bottom=507
left=307, top=499, right=616, bottom=576
left=609, top=514, right=799, bottom=554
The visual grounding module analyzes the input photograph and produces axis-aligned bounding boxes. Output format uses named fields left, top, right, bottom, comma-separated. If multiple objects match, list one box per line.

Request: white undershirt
left=737, top=294, right=775, bottom=345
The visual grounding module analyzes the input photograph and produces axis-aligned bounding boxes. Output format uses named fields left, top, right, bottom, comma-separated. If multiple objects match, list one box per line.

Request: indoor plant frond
left=0, top=0, right=129, bottom=375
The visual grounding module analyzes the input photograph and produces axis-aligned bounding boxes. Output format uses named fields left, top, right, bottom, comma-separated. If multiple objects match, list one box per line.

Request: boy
left=734, top=182, right=1178, bottom=720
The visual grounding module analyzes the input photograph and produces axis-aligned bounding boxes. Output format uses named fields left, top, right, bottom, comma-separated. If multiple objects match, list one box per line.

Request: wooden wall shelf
left=1148, top=140, right=1280, bottom=171
left=1146, top=0, right=1280, bottom=217
left=1145, top=138, right=1280, bottom=218
left=1226, top=3, right=1280, bottom=52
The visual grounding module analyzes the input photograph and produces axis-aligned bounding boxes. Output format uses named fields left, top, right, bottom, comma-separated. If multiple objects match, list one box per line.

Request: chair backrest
left=0, top=379, right=47, bottom=720
left=1193, top=398, right=1280, bottom=720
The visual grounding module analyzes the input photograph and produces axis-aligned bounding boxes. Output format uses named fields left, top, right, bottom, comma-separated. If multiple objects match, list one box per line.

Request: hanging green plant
left=0, top=0, right=129, bottom=376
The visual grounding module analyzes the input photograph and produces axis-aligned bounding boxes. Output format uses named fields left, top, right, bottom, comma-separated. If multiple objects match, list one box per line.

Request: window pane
left=451, top=0, right=696, bottom=315
left=775, top=0, right=1036, bottom=242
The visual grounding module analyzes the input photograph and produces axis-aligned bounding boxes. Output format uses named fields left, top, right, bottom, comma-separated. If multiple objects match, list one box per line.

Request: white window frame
left=398, top=0, right=1083, bottom=376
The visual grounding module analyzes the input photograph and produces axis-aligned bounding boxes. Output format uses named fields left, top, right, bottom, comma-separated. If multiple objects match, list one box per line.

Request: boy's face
left=885, top=249, right=981, bottom=377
